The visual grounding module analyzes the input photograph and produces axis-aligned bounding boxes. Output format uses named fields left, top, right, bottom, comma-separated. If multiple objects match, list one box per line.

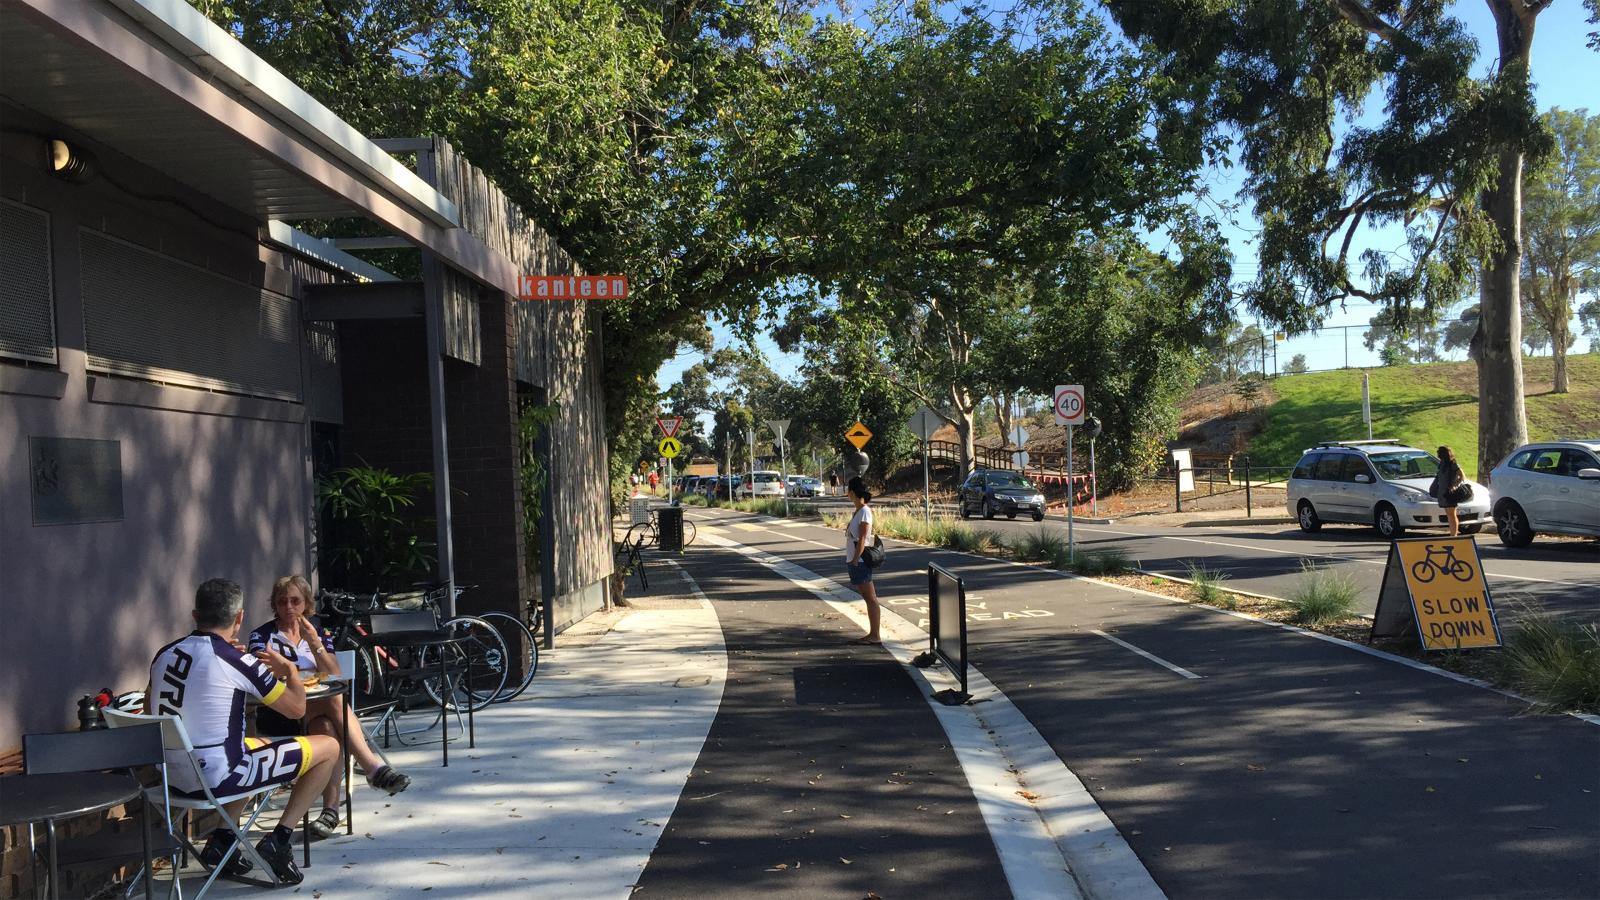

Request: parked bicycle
left=622, top=506, right=698, bottom=550
left=407, top=582, right=541, bottom=704
left=317, top=586, right=509, bottom=713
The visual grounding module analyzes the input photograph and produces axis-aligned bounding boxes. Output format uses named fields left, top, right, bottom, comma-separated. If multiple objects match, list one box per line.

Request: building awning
left=1, top=0, right=517, bottom=293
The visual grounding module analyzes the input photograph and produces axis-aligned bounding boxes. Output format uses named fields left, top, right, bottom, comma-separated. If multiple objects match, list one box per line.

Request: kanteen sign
left=518, top=275, right=630, bottom=301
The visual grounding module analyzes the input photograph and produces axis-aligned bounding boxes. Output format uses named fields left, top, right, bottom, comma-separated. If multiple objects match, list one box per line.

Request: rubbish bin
left=657, top=506, right=684, bottom=552
left=630, top=497, right=653, bottom=526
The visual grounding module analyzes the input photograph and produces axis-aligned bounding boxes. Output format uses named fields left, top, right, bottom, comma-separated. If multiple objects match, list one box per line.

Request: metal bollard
left=1244, top=456, right=1253, bottom=518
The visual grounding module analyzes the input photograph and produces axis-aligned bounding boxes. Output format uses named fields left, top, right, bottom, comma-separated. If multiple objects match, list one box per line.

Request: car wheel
left=1297, top=500, right=1321, bottom=533
left=983, top=499, right=995, bottom=520
left=1459, top=524, right=1482, bottom=535
left=959, top=499, right=972, bottom=520
left=1032, top=512, right=1044, bottom=522
left=1374, top=503, right=1404, bottom=540
left=1006, top=511, right=1017, bottom=520
left=1494, top=500, right=1535, bottom=548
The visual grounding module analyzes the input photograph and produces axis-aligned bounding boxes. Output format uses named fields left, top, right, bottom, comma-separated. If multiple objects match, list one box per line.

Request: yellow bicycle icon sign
left=1409, top=543, right=1476, bottom=583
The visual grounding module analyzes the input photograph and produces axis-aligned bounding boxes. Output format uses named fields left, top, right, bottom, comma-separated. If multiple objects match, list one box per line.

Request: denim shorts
left=846, top=559, right=873, bottom=585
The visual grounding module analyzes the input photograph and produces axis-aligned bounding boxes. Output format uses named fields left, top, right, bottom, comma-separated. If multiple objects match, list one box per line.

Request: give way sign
left=1054, top=384, right=1085, bottom=426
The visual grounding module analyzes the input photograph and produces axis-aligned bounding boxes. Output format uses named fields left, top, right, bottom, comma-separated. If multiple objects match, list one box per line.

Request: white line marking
left=1089, top=630, right=1202, bottom=679
left=699, top=530, right=1163, bottom=900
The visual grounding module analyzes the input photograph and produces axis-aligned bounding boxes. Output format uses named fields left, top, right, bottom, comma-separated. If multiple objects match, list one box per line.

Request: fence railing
left=1153, top=458, right=1297, bottom=516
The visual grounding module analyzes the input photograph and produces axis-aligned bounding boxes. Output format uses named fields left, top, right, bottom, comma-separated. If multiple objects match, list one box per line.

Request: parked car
left=786, top=475, right=822, bottom=498
left=703, top=475, right=738, bottom=500
left=738, top=470, right=785, bottom=499
left=958, top=469, right=1046, bottom=521
left=1488, top=439, right=1600, bottom=546
left=1286, top=440, right=1490, bottom=539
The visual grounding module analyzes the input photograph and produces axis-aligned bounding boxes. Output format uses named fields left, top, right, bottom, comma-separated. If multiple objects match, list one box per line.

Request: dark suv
left=959, top=469, right=1046, bottom=521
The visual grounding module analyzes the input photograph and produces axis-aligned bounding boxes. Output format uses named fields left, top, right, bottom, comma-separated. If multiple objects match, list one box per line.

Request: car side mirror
left=1578, top=468, right=1600, bottom=481
left=1354, top=473, right=1371, bottom=483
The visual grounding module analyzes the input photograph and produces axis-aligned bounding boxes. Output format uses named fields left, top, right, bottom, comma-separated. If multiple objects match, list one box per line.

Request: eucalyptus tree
left=1521, top=108, right=1600, bottom=391
left=1097, top=0, right=1582, bottom=475
left=771, top=4, right=1224, bottom=475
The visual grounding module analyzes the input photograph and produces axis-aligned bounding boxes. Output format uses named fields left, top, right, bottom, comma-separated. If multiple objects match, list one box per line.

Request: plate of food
left=301, top=673, right=323, bottom=689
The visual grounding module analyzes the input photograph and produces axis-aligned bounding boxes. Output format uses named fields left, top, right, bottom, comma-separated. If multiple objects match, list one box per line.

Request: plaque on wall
left=29, top=437, right=124, bottom=525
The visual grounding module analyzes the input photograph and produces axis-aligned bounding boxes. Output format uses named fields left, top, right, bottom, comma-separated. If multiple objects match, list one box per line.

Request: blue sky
left=658, top=1, right=1600, bottom=399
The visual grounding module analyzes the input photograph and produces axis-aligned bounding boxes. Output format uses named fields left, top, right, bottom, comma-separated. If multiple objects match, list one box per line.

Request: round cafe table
left=248, top=675, right=355, bottom=863
left=0, top=772, right=143, bottom=900
left=357, top=629, right=476, bottom=767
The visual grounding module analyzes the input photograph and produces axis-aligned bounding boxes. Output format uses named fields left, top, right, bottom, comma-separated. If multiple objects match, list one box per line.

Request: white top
left=149, top=632, right=284, bottom=791
left=844, top=504, right=874, bottom=562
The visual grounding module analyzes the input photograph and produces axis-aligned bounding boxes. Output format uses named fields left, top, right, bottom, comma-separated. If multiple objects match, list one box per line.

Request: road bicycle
left=318, top=587, right=509, bottom=714
left=1410, top=543, right=1476, bottom=583
left=622, top=505, right=698, bottom=550
left=407, top=581, right=541, bottom=704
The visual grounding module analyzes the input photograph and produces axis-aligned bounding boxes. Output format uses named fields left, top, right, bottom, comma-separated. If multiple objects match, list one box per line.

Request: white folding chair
left=103, top=709, right=286, bottom=897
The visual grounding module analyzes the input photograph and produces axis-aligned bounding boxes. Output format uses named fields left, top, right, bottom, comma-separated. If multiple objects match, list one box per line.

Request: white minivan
left=1286, top=440, right=1490, bottom=539
left=1488, top=440, right=1600, bottom=546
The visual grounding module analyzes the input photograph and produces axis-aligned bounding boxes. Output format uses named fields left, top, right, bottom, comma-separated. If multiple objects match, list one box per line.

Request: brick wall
left=442, top=290, right=527, bottom=622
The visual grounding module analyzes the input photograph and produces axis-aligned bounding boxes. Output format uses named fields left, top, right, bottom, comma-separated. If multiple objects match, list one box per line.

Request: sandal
left=307, top=807, right=341, bottom=839
left=850, top=637, right=882, bottom=646
left=367, top=765, right=412, bottom=795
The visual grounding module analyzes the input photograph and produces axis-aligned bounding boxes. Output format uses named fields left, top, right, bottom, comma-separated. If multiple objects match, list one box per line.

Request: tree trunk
left=1476, top=1, right=1536, bottom=479
left=1477, top=148, right=1530, bottom=479
left=1552, top=287, right=1571, bottom=393
left=993, top=392, right=1013, bottom=448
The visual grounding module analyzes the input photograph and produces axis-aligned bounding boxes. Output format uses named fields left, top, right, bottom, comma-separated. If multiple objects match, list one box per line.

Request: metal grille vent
left=0, top=199, right=57, bottom=364
left=80, top=229, right=302, bottom=400
left=306, top=321, right=343, bottom=423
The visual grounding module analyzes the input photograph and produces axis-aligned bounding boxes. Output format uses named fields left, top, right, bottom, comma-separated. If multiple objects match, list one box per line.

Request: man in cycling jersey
left=149, top=578, right=340, bottom=885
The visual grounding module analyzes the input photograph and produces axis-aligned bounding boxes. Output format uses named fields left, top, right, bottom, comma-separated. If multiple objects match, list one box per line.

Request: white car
left=1286, top=440, right=1490, bottom=539
left=1488, top=439, right=1600, bottom=546
left=737, top=471, right=785, bottom=499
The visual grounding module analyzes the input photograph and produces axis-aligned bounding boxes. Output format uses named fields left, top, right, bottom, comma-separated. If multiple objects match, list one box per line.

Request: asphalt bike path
left=632, top=546, right=1010, bottom=898
left=935, top=513, right=1597, bottom=623
left=687, top=508, right=1599, bottom=899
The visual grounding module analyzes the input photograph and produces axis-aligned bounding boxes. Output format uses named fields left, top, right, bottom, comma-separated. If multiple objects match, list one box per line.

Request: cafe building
left=0, top=0, right=616, bottom=755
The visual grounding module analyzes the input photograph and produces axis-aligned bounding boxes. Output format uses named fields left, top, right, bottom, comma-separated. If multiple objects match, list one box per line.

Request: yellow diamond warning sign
left=1371, top=536, right=1501, bottom=650
left=845, top=422, right=873, bottom=450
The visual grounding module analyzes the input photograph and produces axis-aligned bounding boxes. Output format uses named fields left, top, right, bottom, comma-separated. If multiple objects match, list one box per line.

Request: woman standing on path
left=1435, top=445, right=1466, bottom=537
left=844, top=476, right=881, bottom=645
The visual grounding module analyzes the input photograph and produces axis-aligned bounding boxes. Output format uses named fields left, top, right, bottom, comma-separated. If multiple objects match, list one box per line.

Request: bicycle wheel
left=682, top=519, right=698, bottom=547
left=625, top=521, right=656, bottom=548
left=480, top=611, right=538, bottom=702
left=419, top=616, right=508, bottom=712
left=349, top=645, right=385, bottom=709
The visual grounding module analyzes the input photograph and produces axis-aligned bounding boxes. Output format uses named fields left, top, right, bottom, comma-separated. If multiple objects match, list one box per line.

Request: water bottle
left=77, top=694, right=106, bottom=730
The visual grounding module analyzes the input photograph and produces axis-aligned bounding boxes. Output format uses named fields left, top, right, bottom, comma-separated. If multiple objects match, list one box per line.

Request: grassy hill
left=1241, top=355, right=1600, bottom=475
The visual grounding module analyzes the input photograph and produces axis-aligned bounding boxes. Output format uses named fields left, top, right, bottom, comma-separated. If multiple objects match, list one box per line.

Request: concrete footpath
left=205, top=592, right=726, bottom=899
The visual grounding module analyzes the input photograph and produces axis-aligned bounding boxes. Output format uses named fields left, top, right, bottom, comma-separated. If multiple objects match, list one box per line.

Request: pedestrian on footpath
left=649, top=470, right=659, bottom=493
left=844, top=476, right=881, bottom=645
left=1433, top=445, right=1468, bottom=537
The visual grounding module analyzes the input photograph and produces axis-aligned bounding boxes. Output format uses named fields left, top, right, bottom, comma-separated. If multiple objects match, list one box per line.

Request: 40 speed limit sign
left=1054, top=384, right=1085, bottom=426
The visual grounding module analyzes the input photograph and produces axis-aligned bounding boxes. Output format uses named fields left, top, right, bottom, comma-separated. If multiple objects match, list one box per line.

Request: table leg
left=342, top=688, right=353, bottom=835
left=46, top=819, right=58, bottom=900
left=467, top=643, right=476, bottom=749
left=302, top=811, right=310, bottom=868
left=439, top=646, right=449, bottom=767
left=141, top=795, right=153, bottom=900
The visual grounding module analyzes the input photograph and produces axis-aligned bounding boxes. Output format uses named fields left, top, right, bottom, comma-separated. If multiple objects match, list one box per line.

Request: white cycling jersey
left=149, top=631, right=284, bottom=792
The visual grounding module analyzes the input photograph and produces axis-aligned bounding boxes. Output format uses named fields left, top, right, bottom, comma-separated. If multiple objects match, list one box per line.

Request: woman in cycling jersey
left=250, top=575, right=410, bottom=838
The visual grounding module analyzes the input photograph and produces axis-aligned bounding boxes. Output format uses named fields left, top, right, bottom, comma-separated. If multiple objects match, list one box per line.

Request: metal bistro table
left=305, top=677, right=355, bottom=839
left=0, top=771, right=144, bottom=900
left=361, top=629, right=476, bottom=767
